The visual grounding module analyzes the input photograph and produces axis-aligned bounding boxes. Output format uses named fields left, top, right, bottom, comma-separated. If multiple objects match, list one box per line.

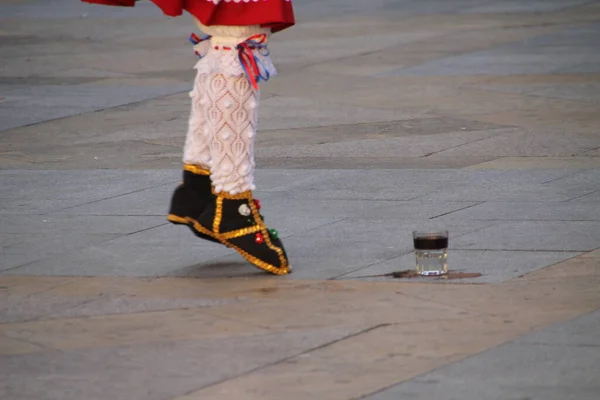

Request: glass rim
left=412, top=230, right=449, bottom=237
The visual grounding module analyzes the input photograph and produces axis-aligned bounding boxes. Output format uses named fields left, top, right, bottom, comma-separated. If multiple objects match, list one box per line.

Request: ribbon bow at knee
left=237, top=34, right=271, bottom=90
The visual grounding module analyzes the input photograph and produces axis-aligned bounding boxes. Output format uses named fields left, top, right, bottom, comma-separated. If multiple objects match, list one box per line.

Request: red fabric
left=82, top=0, right=136, bottom=5
left=82, top=0, right=295, bottom=33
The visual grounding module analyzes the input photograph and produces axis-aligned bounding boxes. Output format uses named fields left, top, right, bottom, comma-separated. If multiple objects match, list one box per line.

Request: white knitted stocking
left=182, top=70, right=212, bottom=169
left=204, top=73, right=258, bottom=194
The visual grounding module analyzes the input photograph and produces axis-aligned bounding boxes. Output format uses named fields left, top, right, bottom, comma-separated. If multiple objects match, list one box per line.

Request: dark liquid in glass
left=414, top=236, right=448, bottom=250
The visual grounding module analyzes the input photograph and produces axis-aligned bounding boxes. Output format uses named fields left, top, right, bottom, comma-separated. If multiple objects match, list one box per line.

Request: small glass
left=413, top=230, right=449, bottom=276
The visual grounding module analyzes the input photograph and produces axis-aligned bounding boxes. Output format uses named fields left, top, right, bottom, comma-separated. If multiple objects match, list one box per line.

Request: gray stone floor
left=1, top=0, right=600, bottom=399
left=364, top=310, right=600, bottom=400
left=2, top=168, right=599, bottom=282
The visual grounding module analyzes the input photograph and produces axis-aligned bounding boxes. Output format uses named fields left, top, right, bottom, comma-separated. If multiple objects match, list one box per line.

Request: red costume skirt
left=82, top=0, right=295, bottom=33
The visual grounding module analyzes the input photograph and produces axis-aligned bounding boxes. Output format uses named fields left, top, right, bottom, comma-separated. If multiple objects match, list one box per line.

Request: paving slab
left=0, top=215, right=166, bottom=234
left=256, top=155, right=499, bottom=169
left=1, top=0, right=600, bottom=399
left=572, top=190, right=600, bottom=202
left=257, top=129, right=508, bottom=158
left=0, top=84, right=191, bottom=131
left=3, top=167, right=595, bottom=279
left=462, top=0, right=592, bottom=14
left=259, top=168, right=577, bottom=187
left=363, top=311, right=600, bottom=400
left=544, top=169, right=600, bottom=191
left=431, top=129, right=600, bottom=157
left=0, top=170, right=174, bottom=215
left=472, top=156, right=600, bottom=169
left=0, top=233, right=121, bottom=272
left=527, top=82, right=600, bottom=104
left=0, top=326, right=358, bottom=400
left=258, top=96, right=427, bottom=131
left=1, top=208, right=344, bottom=276
left=436, top=201, right=600, bottom=221
left=561, top=61, right=600, bottom=74
left=0, top=248, right=598, bottom=399
left=417, top=181, right=596, bottom=202
left=53, top=186, right=176, bottom=216
left=0, top=225, right=235, bottom=277
left=381, top=22, right=600, bottom=77
left=0, top=290, right=101, bottom=324
left=515, top=309, right=600, bottom=346
left=267, top=199, right=481, bottom=221
left=451, top=221, right=600, bottom=252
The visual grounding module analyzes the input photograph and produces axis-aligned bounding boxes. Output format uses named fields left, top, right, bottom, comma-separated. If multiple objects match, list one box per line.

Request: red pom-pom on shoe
left=255, top=232, right=265, bottom=244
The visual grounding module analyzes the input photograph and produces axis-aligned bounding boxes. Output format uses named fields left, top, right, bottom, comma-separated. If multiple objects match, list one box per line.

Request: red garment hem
left=81, top=0, right=295, bottom=33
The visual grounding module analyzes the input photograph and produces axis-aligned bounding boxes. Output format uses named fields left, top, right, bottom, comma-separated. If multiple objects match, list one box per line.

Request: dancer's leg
left=182, top=70, right=212, bottom=170
left=204, top=73, right=257, bottom=195
left=195, top=72, right=290, bottom=274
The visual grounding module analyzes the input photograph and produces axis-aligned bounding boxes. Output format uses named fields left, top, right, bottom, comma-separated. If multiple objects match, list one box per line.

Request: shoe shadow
left=171, top=261, right=269, bottom=279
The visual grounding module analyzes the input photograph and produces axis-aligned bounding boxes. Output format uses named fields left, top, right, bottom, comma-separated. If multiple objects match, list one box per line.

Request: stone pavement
left=1, top=0, right=600, bottom=399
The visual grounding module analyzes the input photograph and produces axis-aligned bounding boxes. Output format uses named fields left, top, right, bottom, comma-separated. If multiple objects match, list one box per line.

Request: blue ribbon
left=237, top=38, right=271, bottom=88
left=189, top=33, right=211, bottom=58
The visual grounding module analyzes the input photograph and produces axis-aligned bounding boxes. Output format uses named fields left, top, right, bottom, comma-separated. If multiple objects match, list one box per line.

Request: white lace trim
left=194, top=48, right=277, bottom=80
left=192, top=22, right=277, bottom=79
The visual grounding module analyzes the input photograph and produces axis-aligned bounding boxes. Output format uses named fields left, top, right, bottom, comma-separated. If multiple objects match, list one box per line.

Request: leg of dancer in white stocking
left=196, top=71, right=290, bottom=275
left=182, top=70, right=212, bottom=170
left=167, top=69, right=220, bottom=243
left=203, top=73, right=257, bottom=195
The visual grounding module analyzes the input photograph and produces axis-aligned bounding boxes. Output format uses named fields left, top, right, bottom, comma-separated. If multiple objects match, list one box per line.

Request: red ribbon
left=237, top=34, right=269, bottom=90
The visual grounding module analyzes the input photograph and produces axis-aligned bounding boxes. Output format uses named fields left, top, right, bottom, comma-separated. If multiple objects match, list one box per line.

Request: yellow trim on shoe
left=213, top=196, right=224, bottom=234
left=184, top=164, right=210, bottom=176
left=168, top=213, right=290, bottom=275
left=170, top=185, right=290, bottom=275
left=211, top=190, right=290, bottom=275
left=167, top=214, right=219, bottom=240
left=220, top=225, right=262, bottom=240
left=224, top=242, right=290, bottom=275
left=247, top=196, right=288, bottom=269
left=211, top=188, right=254, bottom=200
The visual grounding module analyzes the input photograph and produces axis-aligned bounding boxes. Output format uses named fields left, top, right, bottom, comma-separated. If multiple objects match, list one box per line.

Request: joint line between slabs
left=16, top=298, right=101, bottom=325
left=330, top=249, right=415, bottom=281
left=515, top=342, right=600, bottom=349
left=0, top=331, right=55, bottom=352
left=176, top=323, right=393, bottom=398
left=428, top=201, right=485, bottom=219
left=40, top=214, right=173, bottom=217
left=355, top=303, right=600, bottom=399
left=541, top=170, right=583, bottom=185
left=451, top=248, right=584, bottom=253
left=19, top=277, right=81, bottom=298
left=565, top=189, right=600, bottom=202
left=43, top=181, right=174, bottom=215
left=0, top=223, right=167, bottom=274
left=0, top=89, right=190, bottom=134
left=420, top=128, right=515, bottom=158
left=353, top=338, right=501, bottom=400
left=436, top=218, right=600, bottom=222
left=124, top=222, right=169, bottom=237
left=193, top=306, right=279, bottom=333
